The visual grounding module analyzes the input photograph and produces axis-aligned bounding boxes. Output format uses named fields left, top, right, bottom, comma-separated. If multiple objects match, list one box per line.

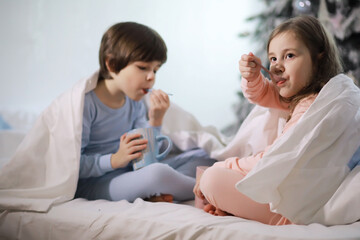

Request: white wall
left=0, top=0, right=263, bottom=130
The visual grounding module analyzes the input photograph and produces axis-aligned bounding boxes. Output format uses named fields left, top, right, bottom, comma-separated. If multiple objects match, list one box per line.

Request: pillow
left=0, top=115, right=11, bottom=130
left=348, top=145, right=360, bottom=170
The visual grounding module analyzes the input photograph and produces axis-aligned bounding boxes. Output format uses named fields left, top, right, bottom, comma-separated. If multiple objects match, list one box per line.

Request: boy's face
left=108, top=60, right=162, bottom=101
left=268, top=31, right=313, bottom=98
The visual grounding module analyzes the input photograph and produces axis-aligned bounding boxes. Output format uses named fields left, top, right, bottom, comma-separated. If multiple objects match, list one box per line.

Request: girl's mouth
left=275, top=78, right=287, bottom=86
left=142, top=88, right=150, bottom=94
left=271, top=75, right=286, bottom=86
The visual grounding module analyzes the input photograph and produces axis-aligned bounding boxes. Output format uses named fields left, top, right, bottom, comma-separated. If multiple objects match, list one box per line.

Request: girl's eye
left=269, top=57, right=277, bottom=62
left=286, top=53, right=295, bottom=59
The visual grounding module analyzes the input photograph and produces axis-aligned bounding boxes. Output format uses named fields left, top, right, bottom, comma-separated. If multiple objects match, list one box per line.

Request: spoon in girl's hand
left=247, top=52, right=282, bottom=83
left=257, top=62, right=283, bottom=83
left=145, top=88, right=173, bottom=96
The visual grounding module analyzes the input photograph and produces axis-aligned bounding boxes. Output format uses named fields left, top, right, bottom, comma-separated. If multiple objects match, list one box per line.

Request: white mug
left=128, top=127, right=172, bottom=170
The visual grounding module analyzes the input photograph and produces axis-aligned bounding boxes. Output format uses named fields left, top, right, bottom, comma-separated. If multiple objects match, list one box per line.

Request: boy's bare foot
left=145, top=194, right=173, bottom=203
left=203, top=203, right=232, bottom=216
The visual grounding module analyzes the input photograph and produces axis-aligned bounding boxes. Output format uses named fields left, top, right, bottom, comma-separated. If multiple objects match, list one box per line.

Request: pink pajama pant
left=200, top=165, right=291, bottom=225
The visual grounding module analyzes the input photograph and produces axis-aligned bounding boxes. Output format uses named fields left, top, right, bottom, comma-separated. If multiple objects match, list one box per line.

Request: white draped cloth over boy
left=0, top=71, right=359, bottom=225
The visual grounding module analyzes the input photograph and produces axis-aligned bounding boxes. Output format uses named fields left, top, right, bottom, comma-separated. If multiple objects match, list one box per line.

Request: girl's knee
left=199, top=166, right=223, bottom=196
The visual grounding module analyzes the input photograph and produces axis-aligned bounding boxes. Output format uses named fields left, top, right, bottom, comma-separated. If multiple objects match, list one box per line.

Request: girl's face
left=108, top=60, right=162, bottom=101
left=268, top=31, right=313, bottom=98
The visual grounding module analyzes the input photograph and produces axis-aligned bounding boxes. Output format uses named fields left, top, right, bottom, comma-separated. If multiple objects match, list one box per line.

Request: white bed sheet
left=1, top=198, right=360, bottom=240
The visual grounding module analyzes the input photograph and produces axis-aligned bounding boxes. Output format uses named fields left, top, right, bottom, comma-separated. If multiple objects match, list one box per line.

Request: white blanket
left=0, top=71, right=359, bottom=226
left=0, top=71, right=97, bottom=212
left=235, top=74, right=360, bottom=225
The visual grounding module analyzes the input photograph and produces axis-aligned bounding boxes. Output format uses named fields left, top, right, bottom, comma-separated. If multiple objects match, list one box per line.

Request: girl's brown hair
left=98, top=22, right=167, bottom=81
left=266, top=15, right=343, bottom=112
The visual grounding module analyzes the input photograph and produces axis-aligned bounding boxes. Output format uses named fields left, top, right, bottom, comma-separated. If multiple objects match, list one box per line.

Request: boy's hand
left=110, top=133, right=148, bottom=169
left=148, top=89, right=170, bottom=127
left=239, top=52, right=262, bottom=82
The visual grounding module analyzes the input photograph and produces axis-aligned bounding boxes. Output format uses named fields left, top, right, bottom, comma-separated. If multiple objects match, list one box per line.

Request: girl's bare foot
left=145, top=194, right=173, bottom=203
left=203, top=203, right=232, bottom=216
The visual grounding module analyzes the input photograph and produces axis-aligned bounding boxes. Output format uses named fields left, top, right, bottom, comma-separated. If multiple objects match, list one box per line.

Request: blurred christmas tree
left=222, top=0, right=360, bottom=136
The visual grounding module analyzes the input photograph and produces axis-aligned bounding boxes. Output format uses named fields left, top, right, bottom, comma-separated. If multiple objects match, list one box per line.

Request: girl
left=193, top=15, right=343, bottom=225
left=75, top=22, right=215, bottom=203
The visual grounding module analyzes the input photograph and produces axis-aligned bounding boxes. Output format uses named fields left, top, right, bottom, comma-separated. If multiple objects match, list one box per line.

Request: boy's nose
left=146, top=72, right=155, bottom=81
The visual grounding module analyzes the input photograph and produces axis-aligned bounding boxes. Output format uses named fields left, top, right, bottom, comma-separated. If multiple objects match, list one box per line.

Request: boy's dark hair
left=98, top=22, right=167, bottom=81
left=267, top=15, right=343, bottom=111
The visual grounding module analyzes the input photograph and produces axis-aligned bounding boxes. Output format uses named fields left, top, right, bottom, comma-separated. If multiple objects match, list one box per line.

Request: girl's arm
left=239, top=52, right=288, bottom=111
left=241, top=73, right=288, bottom=110
left=213, top=152, right=265, bottom=176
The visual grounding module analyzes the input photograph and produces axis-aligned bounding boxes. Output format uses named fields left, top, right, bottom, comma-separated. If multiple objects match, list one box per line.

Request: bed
left=1, top=198, right=360, bottom=240
left=1, top=72, right=360, bottom=240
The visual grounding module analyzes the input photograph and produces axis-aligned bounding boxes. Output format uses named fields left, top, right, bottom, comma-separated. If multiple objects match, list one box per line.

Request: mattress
left=1, top=198, right=360, bottom=240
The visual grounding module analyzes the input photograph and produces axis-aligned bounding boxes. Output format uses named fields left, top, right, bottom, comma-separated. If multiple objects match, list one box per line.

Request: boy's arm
left=133, top=100, right=161, bottom=133
left=79, top=97, right=113, bottom=179
left=79, top=153, right=113, bottom=179
left=148, top=89, right=170, bottom=127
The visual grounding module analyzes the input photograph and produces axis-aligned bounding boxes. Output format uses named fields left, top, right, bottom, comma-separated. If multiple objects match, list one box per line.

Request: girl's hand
left=148, top=89, right=170, bottom=127
left=239, top=52, right=262, bottom=82
left=193, top=175, right=205, bottom=200
left=110, top=133, right=148, bottom=169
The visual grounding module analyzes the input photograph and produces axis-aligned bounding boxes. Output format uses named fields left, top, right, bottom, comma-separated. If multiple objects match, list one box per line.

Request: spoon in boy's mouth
left=144, top=88, right=173, bottom=96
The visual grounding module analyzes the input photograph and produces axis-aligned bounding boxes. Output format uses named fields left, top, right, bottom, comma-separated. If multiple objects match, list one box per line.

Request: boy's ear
left=105, top=58, right=114, bottom=73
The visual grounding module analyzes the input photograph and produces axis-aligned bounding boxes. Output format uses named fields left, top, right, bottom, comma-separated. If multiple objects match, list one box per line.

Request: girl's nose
left=272, top=62, right=284, bottom=74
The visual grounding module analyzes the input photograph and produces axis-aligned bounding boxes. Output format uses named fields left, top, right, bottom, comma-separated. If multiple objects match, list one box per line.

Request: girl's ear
left=318, top=52, right=324, bottom=60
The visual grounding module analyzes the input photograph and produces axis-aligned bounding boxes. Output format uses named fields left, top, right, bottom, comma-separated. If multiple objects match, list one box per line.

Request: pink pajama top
left=215, top=74, right=317, bottom=175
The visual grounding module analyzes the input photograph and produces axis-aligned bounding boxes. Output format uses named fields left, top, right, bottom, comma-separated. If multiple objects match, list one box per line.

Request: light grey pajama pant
left=75, top=148, right=216, bottom=202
